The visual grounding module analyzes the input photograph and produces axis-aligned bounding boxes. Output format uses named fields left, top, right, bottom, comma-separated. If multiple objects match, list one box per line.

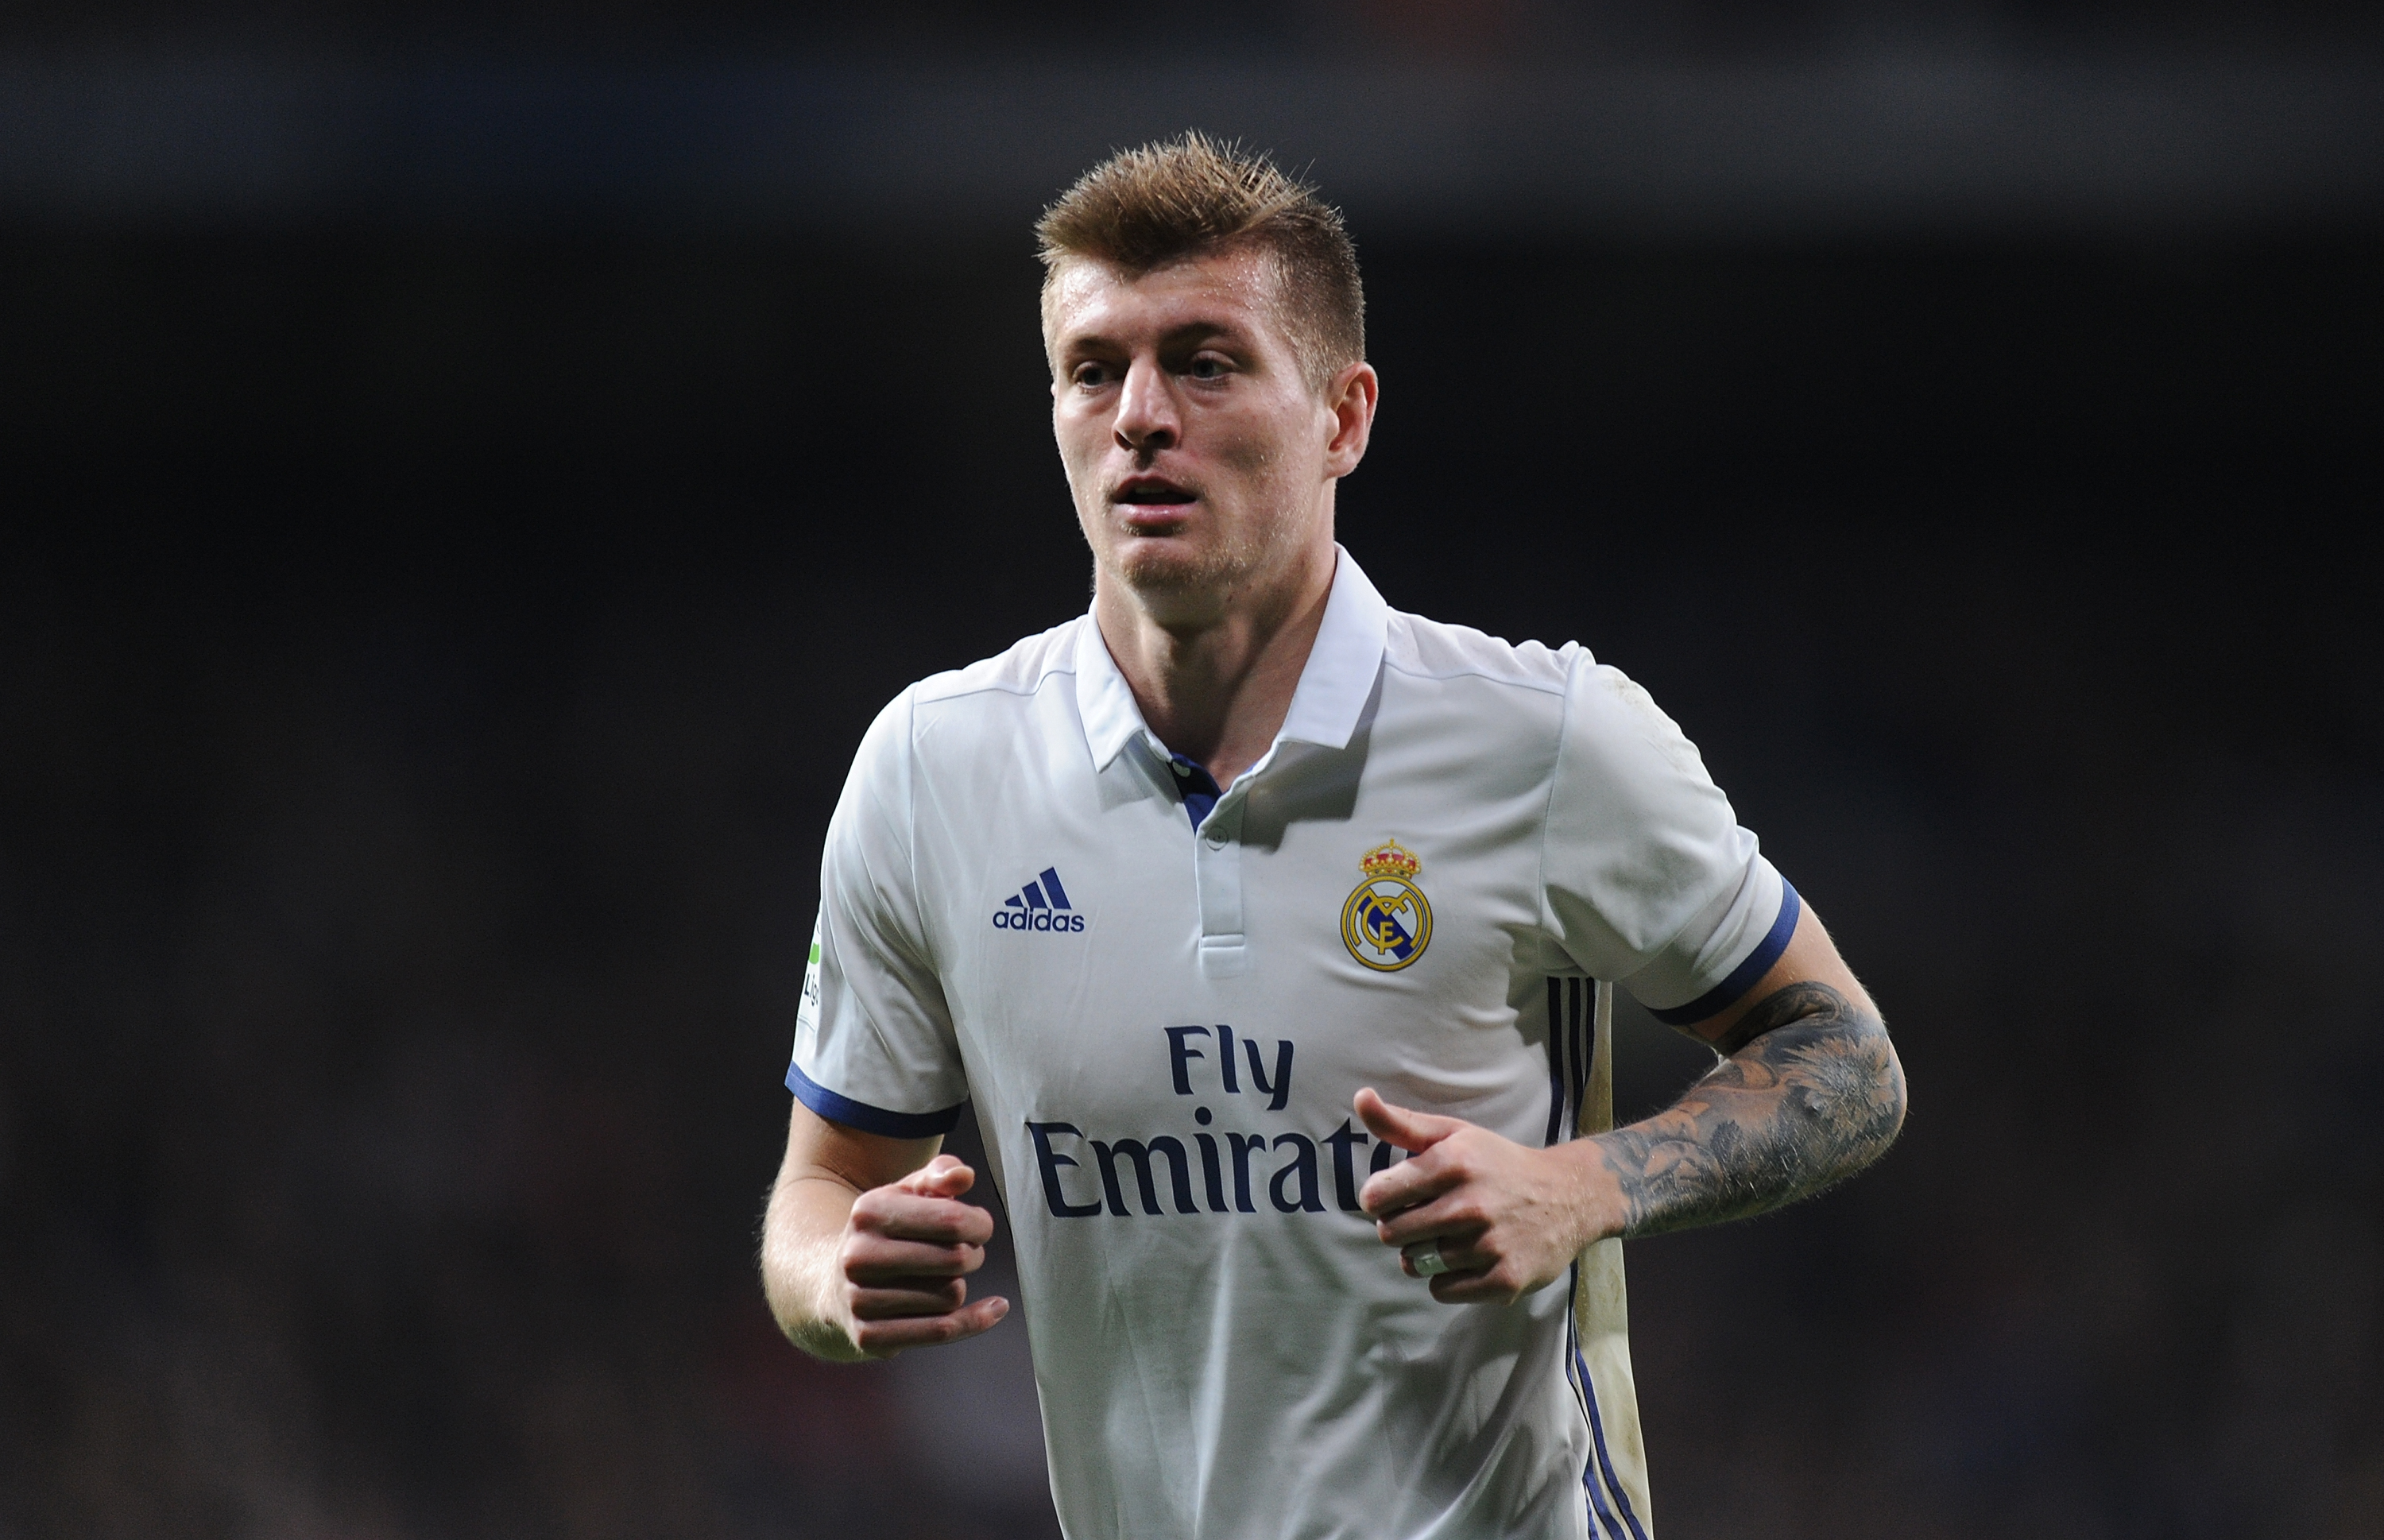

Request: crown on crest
left=1360, top=839, right=1422, bottom=880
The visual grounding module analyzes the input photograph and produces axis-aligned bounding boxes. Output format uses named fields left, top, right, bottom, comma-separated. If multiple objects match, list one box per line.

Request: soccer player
left=760, top=134, right=1906, bottom=1538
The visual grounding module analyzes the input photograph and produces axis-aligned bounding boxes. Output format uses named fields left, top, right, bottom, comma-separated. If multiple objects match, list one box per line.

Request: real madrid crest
left=1342, top=839, right=1432, bottom=971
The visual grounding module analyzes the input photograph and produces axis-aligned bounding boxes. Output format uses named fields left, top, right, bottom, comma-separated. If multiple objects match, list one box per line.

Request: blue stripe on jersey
left=1038, top=867, right=1072, bottom=910
left=1583, top=1452, right=1624, bottom=1539
left=1570, top=979, right=1590, bottom=1116
left=1567, top=1271, right=1653, bottom=1540
left=787, top=1060, right=963, bottom=1138
left=1564, top=1290, right=1625, bottom=1539
left=1647, top=879, right=1802, bottom=1027
left=1545, top=978, right=1568, bottom=1147
left=1546, top=978, right=1598, bottom=1148
left=1576, top=1343, right=1652, bottom=1540
left=1167, top=756, right=1223, bottom=832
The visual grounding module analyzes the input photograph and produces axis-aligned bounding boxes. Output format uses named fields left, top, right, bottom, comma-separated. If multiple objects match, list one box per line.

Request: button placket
left=1193, top=794, right=1246, bottom=977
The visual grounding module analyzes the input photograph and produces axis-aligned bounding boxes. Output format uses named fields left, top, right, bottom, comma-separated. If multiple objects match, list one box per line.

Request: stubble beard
left=1093, top=496, right=1315, bottom=630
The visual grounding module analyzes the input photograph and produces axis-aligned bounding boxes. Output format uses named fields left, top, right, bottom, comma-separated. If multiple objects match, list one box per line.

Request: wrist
left=1554, top=1137, right=1629, bottom=1250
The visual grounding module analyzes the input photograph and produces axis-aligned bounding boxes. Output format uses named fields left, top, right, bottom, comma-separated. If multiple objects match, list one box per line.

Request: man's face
left=1046, top=246, right=1366, bottom=625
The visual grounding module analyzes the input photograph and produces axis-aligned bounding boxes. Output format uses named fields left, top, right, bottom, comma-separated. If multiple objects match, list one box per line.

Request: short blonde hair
left=1036, top=133, right=1365, bottom=394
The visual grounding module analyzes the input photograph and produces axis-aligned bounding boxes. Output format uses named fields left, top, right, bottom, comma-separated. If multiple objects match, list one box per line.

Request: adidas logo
left=991, top=866, right=1086, bottom=933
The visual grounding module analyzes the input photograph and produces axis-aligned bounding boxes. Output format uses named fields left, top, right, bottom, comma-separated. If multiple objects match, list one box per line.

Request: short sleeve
left=1540, top=652, right=1800, bottom=1024
left=786, top=687, right=969, bottom=1136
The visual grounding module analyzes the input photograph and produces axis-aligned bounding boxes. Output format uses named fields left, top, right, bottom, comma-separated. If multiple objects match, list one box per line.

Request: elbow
left=1807, top=1015, right=1906, bottom=1185
left=1859, top=1026, right=1909, bottom=1170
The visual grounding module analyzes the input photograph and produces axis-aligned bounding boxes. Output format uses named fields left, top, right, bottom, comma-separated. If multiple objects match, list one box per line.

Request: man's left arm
left=1357, top=902, right=1906, bottom=1303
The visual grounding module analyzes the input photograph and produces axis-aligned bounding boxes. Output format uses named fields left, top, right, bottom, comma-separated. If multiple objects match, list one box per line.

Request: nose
left=1113, top=358, right=1178, bottom=458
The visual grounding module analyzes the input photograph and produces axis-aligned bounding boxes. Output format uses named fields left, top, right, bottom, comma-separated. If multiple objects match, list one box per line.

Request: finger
left=1358, top=1147, right=1463, bottom=1221
left=1428, top=1269, right=1523, bottom=1306
left=852, top=1294, right=1011, bottom=1356
left=1386, top=1230, right=1504, bottom=1292
left=845, top=1237, right=985, bottom=1284
left=1354, top=1087, right=1464, bottom=1155
left=869, top=1201, right=995, bottom=1247
left=849, top=1279, right=970, bottom=1319
left=853, top=1190, right=997, bottom=1246
left=1399, top=1237, right=1491, bottom=1278
left=895, top=1155, right=977, bottom=1199
left=1374, top=1192, right=1485, bottom=1249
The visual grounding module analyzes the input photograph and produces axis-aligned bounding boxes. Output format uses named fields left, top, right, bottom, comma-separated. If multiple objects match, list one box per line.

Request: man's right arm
left=760, top=1100, right=1010, bottom=1361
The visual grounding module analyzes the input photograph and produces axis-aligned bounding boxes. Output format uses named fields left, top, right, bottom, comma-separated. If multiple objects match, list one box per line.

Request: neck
left=1093, top=537, right=1337, bottom=790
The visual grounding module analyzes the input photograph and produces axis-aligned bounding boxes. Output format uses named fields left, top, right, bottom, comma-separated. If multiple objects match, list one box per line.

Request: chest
left=910, top=719, right=1565, bottom=1140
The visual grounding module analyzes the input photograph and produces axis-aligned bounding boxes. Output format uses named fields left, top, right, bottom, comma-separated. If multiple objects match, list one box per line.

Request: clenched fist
left=836, top=1155, right=1011, bottom=1356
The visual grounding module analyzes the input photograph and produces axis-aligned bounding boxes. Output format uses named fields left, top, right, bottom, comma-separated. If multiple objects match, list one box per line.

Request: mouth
left=1112, top=476, right=1197, bottom=517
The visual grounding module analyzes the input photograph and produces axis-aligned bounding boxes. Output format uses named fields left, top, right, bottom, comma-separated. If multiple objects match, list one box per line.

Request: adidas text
left=994, top=910, right=1086, bottom=933
left=993, top=865, right=1085, bottom=933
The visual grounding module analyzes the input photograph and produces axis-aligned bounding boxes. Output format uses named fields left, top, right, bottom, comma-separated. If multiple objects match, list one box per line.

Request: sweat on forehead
left=1044, top=245, right=1283, bottom=327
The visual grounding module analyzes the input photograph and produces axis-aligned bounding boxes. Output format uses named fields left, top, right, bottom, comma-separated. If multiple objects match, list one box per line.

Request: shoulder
left=862, top=617, right=1088, bottom=770
left=912, top=617, right=1084, bottom=709
left=1384, top=609, right=1687, bottom=756
left=1380, top=609, right=1705, bottom=781
left=1561, top=658, right=1709, bottom=775
left=1383, top=609, right=1581, bottom=697
left=836, top=617, right=1084, bottom=804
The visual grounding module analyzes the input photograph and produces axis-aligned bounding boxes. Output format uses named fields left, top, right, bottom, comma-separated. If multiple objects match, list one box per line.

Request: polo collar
left=1074, top=545, right=1391, bottom=773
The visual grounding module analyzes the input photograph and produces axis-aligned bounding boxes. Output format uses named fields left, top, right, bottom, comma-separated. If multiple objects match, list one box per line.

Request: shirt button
left=1171, top=761, right=1190, bottom=777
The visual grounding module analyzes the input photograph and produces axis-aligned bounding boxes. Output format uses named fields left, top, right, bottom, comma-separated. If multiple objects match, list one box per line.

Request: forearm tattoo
left=1597, top=982, right=1906, bottom=1239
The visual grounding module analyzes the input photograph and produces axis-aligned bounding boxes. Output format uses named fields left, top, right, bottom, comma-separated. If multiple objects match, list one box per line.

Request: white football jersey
left=791, top=549, right=1797, bottom=1540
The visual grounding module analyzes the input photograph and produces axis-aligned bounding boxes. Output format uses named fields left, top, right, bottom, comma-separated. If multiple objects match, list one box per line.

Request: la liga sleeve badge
left=1341, top=839, right=1433, bottom=971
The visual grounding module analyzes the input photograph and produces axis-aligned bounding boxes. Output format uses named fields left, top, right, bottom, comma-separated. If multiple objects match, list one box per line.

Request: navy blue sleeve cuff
left=1647, top=880, right=1802, bottom=1027
left=786, top=1060, right=965, bottom=1139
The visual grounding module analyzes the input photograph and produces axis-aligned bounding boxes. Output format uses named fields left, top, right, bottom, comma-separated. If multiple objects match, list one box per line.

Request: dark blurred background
left=3, top=2, right=2381, bottom=1536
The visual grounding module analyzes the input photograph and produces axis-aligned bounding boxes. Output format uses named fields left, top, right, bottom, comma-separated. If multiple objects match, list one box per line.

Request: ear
left=1322, top=361, right=1379, bottom=478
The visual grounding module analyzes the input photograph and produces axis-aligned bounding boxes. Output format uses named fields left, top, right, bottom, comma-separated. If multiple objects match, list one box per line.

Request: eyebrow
left=1058, top=319, right=1244, bottom=356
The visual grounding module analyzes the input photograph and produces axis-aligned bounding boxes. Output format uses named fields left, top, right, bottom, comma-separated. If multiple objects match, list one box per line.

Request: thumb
left=1353, top=1087, right=1461, bottom=1154
left=896, top=1154, right=977, bottom=1198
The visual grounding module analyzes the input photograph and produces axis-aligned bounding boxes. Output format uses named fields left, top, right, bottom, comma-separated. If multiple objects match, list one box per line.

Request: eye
left=1186, top=354, right=1231, bottom=381
left=1070, top=362, right=1113, bottom=389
